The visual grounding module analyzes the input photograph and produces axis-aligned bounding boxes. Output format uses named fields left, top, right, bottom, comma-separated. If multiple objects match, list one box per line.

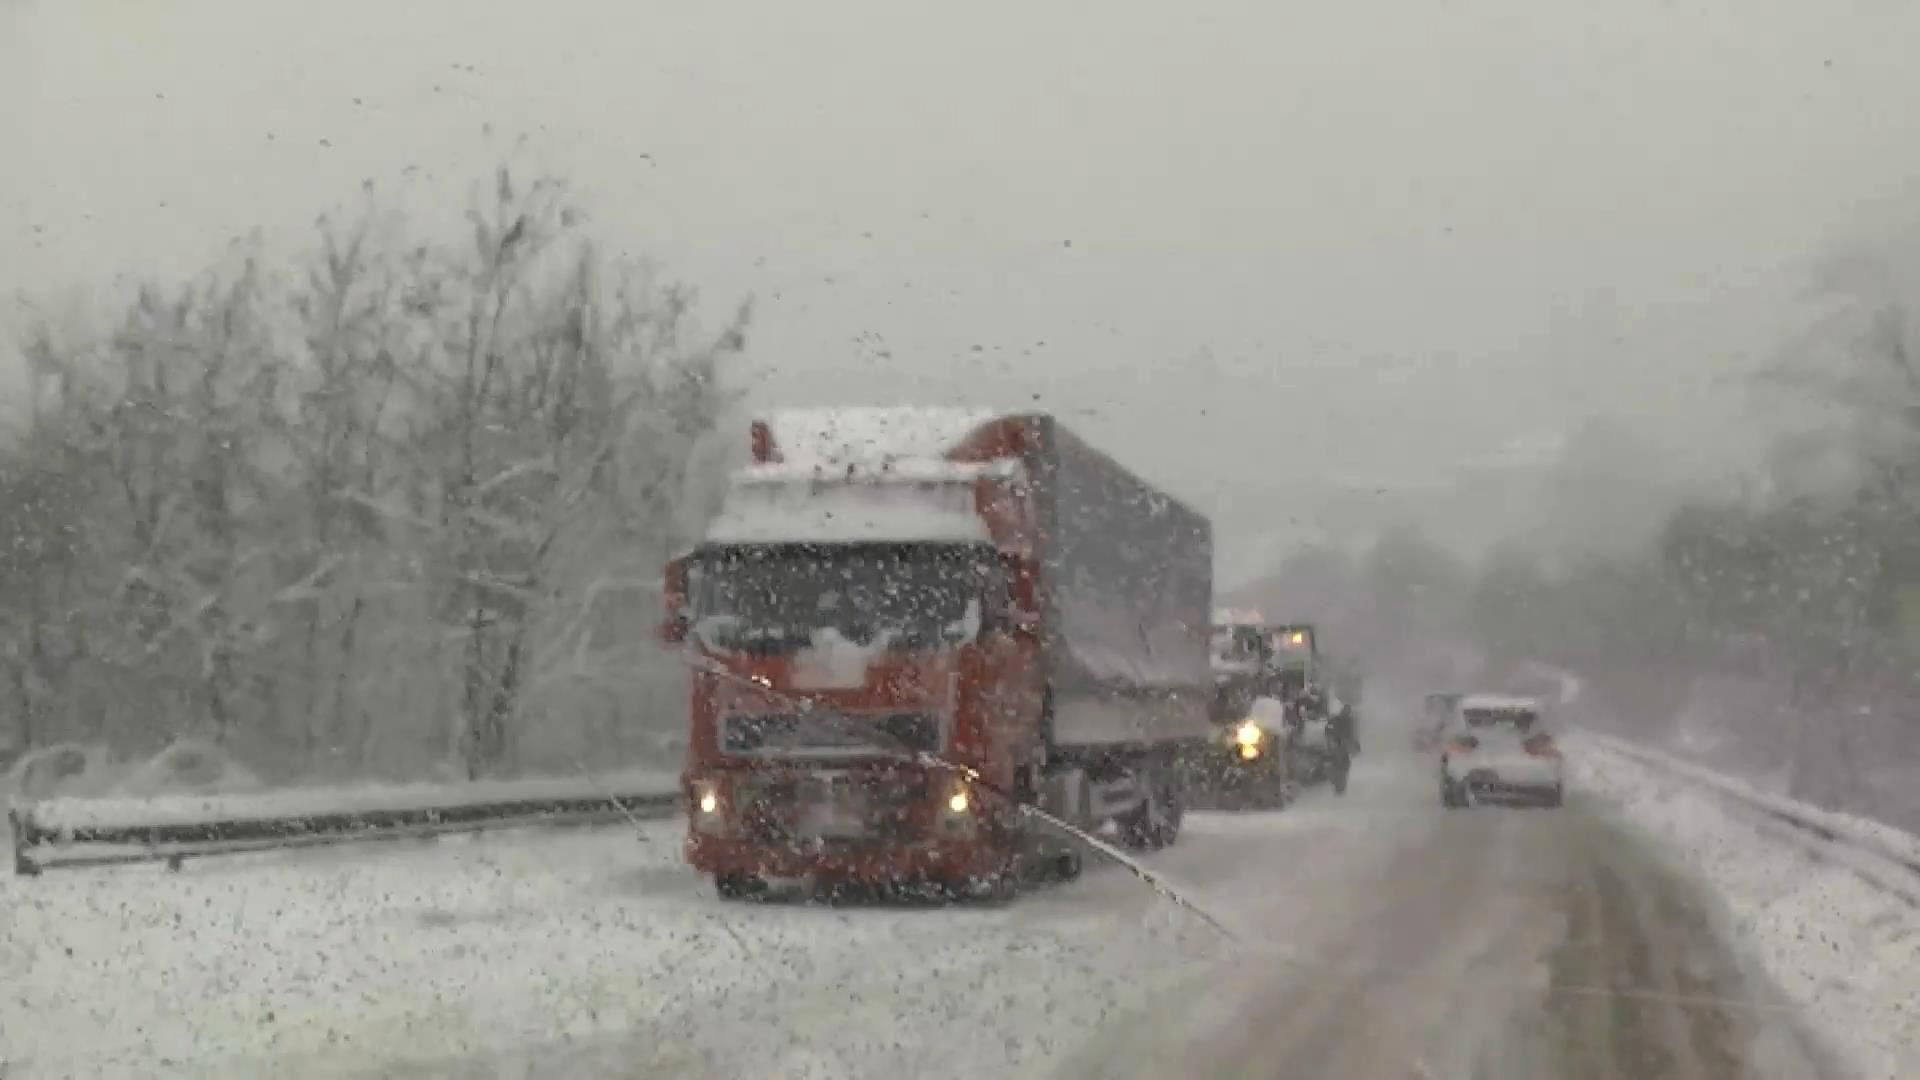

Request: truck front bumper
left=1190, top=743, right=1284, bottom=780
left=686, top=833, right=1006, bottom=886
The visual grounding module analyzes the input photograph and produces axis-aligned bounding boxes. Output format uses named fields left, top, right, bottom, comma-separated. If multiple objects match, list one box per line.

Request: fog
left=11, top=0, right=1920, bottom=585
left=7, top=0, right=1920, bottom=798
left=13, top=9, right=1920, bottom=1077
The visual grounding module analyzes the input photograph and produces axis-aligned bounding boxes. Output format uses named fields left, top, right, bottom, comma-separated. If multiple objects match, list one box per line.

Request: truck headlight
left=691, top=779, right=724, bottom=834
left=1235, top=721, right=1264, bottom=747
left=938, top=779, right=976, bottom=832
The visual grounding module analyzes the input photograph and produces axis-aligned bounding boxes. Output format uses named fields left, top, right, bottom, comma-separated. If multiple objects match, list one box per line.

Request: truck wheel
left=1156, top=771, right=1185, bottom=846
left=1121, top=763, right=1183, bottom=849
left=981, top=871, right=1020, bottom=904
left=1053, top=849, right=1083, bottom=882
left=715, top=873, right=763, bottom=901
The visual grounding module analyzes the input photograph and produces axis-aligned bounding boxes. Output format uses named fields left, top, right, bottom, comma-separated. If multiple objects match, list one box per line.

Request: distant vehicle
left=1437, top=693, right=1564, bottom=808
left=1196, top=693, right=1293, bottom=808
left=1209, top=616, right=1275, bottom=726
left=1193, top=618, right=1363, bottom=803
left=1197, top=620, right=1294, bottom=808
left=1413, top=692, right=1462, bottom=752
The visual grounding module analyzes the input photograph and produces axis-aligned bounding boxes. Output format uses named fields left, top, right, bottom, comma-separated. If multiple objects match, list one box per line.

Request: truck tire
left=1156, top=766, right=1186, bottom=846
left=1053, top=849, right=1083, bottom=882
left=1120, top=759, right=1183, bottom=850
left=715, top=872, right=764, bottom=900
left=944, top=868, right=1018, bottom=905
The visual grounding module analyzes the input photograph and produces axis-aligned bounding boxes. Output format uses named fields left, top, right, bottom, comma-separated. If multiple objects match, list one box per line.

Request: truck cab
left=666, top=455, right=1042, bottom=897
left=665, top=408, right=1212, bottom=899
left=1209, top=617, right=1274, bottom=723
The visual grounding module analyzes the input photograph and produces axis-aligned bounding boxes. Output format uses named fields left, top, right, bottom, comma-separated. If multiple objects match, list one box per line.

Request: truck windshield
left=693, top=541, right=999, bottom=654
left=1210, top=626, right=1266, bottom=668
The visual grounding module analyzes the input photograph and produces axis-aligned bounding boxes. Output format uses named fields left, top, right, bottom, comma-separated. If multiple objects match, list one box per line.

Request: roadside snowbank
left=1583, top=731, right=1920, bottom=877
left=1571, top=735, right=1920, bottom=1080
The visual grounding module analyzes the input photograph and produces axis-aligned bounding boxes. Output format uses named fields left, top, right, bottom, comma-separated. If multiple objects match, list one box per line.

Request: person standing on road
left=1328, top=697, right=1359, bottom=757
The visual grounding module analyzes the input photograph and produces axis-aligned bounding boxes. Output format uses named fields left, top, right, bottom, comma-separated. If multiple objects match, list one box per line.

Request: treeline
left=1472, top=275, right=1920, bottom=811
left=1251, top=467, right=1920, bottom=813
left=0, top=168, right=748, bottom=783
left=1240, top=267, right=1920, bottom=815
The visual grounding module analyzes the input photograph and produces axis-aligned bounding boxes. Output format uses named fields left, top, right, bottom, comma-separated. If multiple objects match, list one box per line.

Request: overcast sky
left=8, top=0, right=1920, bottom=583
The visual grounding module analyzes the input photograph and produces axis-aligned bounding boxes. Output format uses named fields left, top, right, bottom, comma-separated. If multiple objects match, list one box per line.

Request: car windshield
left=1462, top=707, right=1539, bottom=733
left=693, top=541, right=996, bottom=653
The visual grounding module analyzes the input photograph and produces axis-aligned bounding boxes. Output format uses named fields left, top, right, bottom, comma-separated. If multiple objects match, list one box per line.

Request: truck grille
left=735, top=770, right=929, bottom=846
left=722, top=711, right=941, bottom=758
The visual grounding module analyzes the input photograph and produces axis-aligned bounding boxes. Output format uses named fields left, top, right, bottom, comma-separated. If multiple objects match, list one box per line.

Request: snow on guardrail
left=1570, top=728, right=1920, bottom=1078
left=1578, top=729, right=1920, bottom=903
left=9, top=768, right=682, bottom=875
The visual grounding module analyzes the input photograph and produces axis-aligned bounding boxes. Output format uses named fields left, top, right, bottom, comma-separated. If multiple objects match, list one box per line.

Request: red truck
left=659, top=408, right=1214, bottom=899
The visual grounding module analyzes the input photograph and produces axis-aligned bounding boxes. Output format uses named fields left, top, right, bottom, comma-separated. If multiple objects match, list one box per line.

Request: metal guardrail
left=1583, top=731, right=1920, bottom=904
left=10, top=787, right=681, bottom=876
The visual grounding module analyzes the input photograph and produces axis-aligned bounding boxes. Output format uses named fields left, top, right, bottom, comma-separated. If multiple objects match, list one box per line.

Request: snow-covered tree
left=0, top=166, right=748, bottom=783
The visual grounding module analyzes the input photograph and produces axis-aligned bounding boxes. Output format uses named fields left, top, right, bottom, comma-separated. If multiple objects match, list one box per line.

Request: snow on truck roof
left=705, top=468, right=994, bottom=545
left=741, top=458, right=1023, bottom=484
left=766, top=406, right=1001, bottom=468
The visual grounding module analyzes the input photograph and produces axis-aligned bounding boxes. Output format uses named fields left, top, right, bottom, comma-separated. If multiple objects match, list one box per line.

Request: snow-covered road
left=3, top=740, right=1900, bottom=1078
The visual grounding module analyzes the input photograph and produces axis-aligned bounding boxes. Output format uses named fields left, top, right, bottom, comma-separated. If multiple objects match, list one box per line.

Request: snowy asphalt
left=3, top=744, right=1848, bottom=1079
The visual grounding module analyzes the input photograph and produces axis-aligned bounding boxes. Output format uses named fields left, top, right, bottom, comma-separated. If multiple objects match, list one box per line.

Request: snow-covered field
left=0, top=812, right=1249, bottom=1079
left=1571, top=735, right=1920, bottom=1080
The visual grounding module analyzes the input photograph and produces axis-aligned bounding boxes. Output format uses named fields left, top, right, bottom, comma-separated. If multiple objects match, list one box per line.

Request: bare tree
left=0, top=164, right=749, bottom=786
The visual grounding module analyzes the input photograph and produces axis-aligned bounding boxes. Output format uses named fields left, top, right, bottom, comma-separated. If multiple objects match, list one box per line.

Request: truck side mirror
left=657, top=555, right=691, bottom=644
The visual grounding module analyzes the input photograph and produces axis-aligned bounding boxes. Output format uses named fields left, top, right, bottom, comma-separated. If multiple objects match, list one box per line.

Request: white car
left=1438, top=693, right=1564, bottom=808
